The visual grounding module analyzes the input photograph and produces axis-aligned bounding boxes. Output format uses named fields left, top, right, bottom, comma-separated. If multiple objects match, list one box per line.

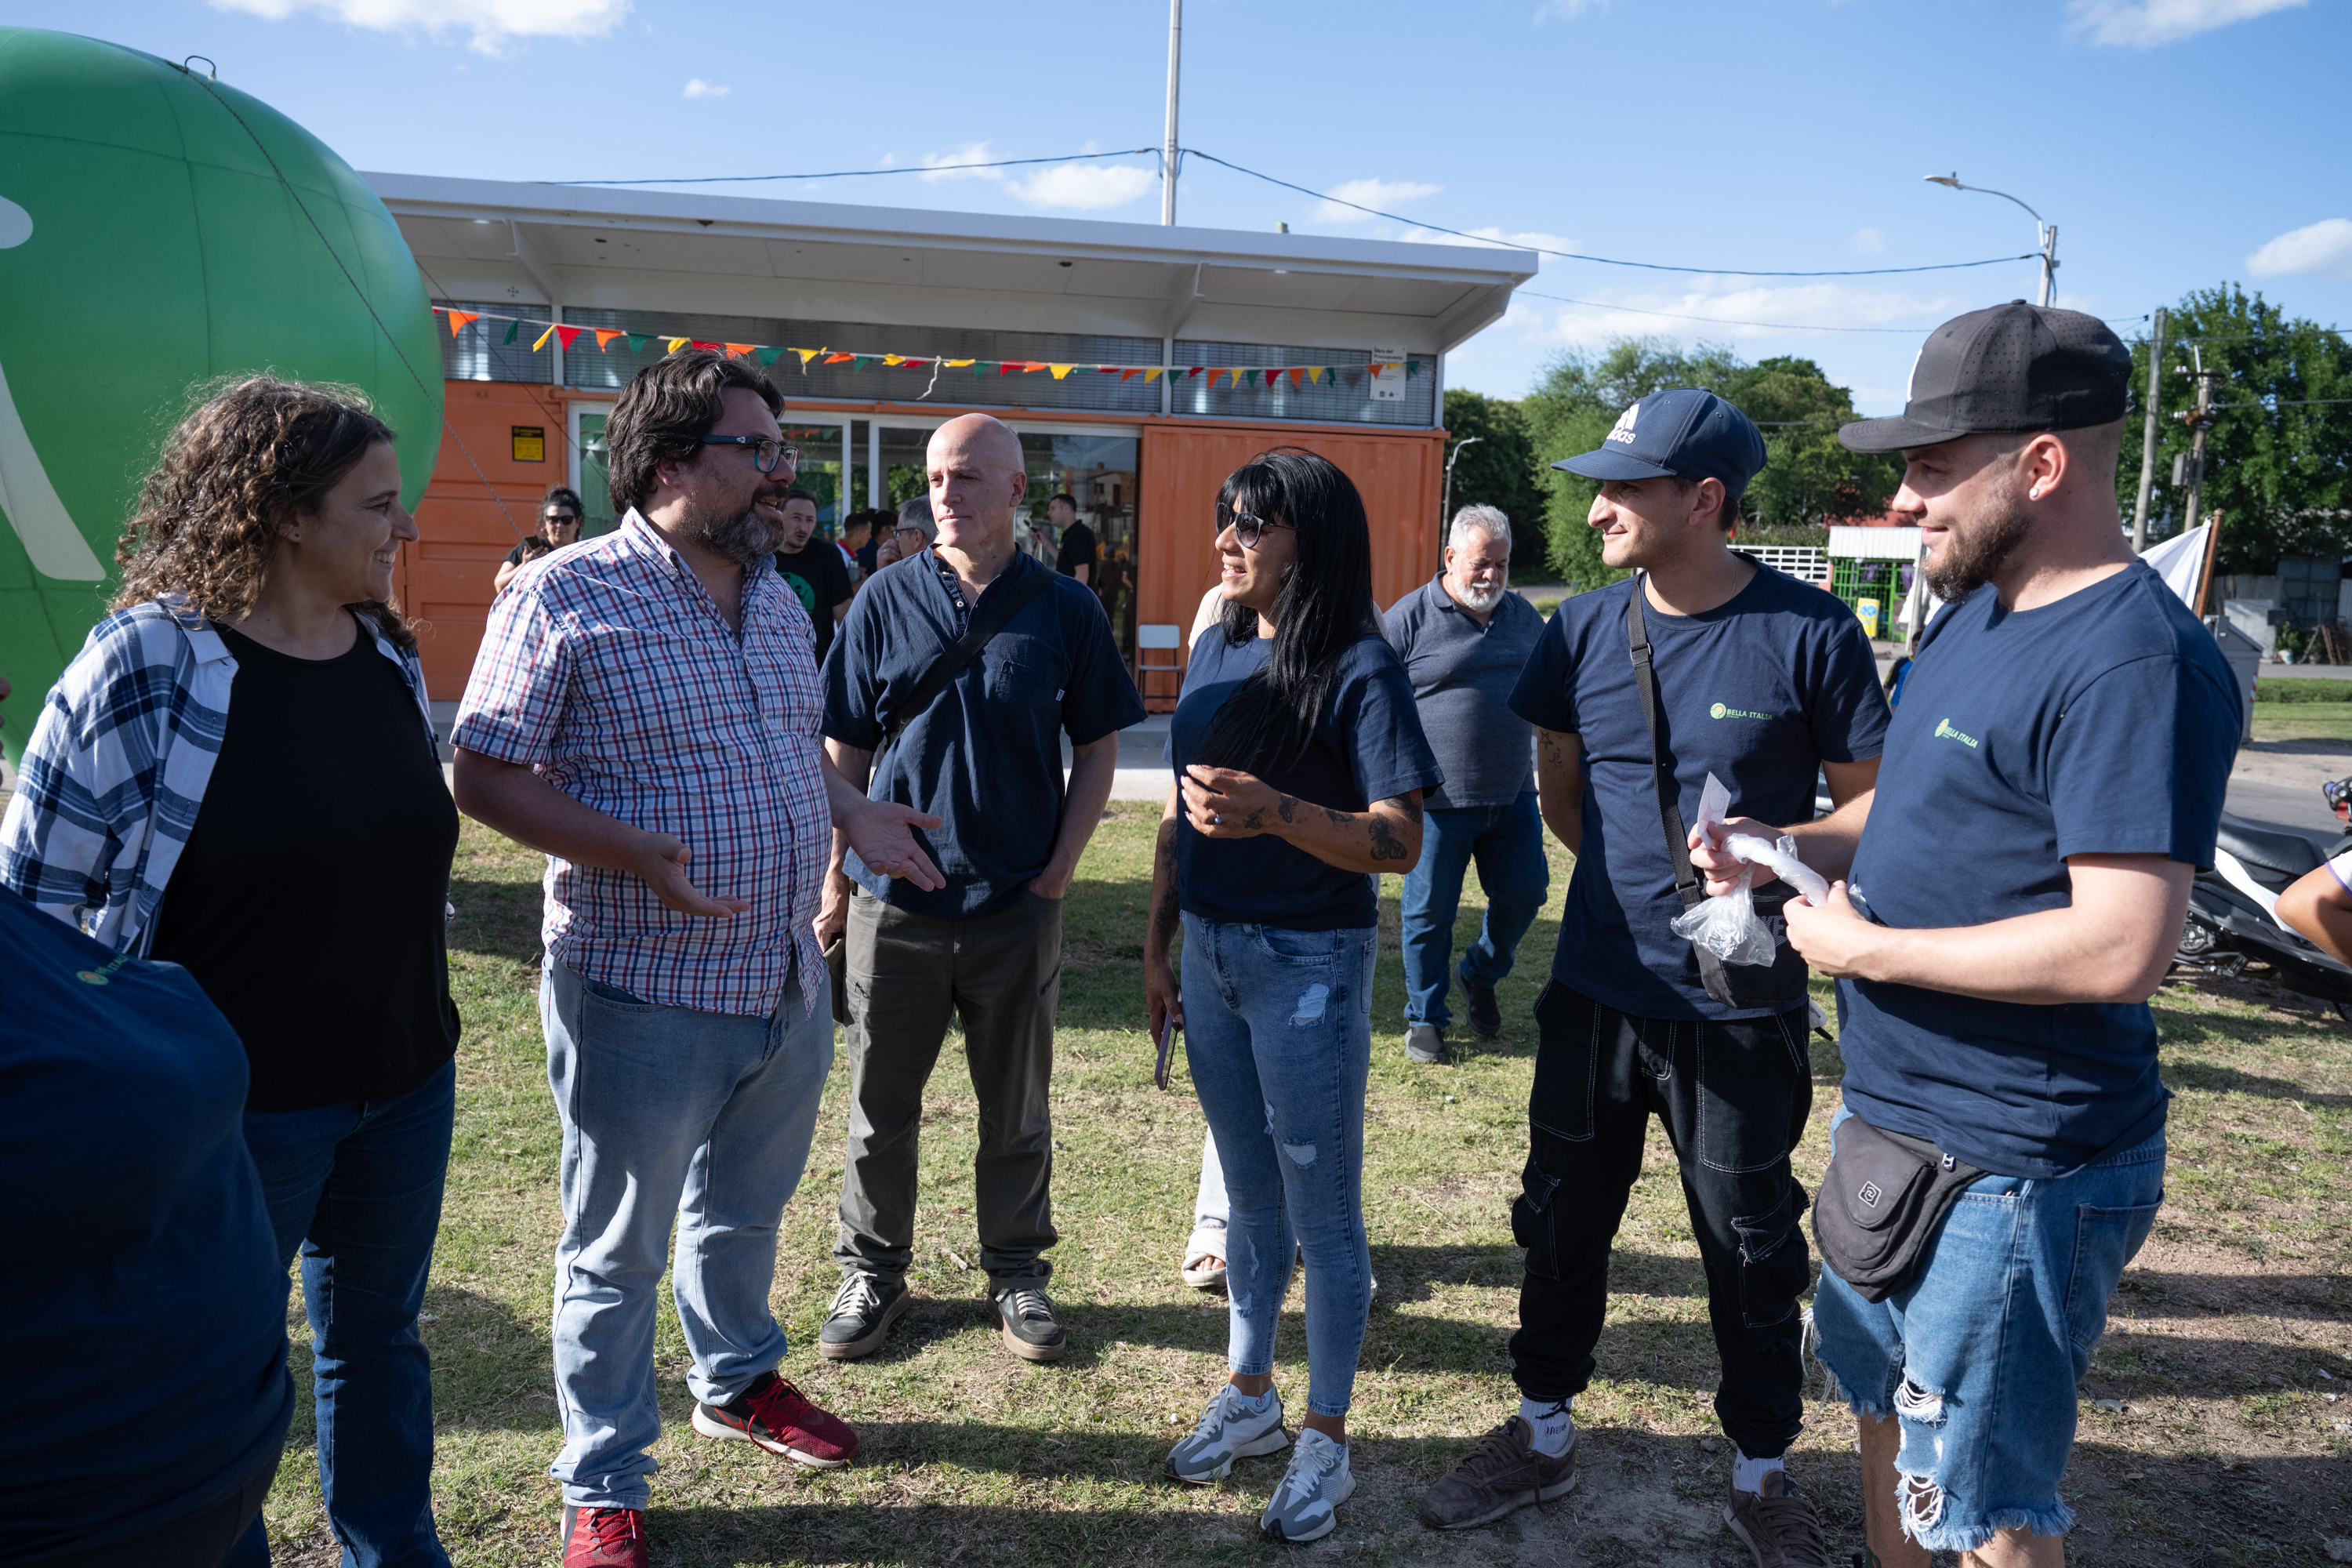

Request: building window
left=1173, top=342, right=1434, bottom=427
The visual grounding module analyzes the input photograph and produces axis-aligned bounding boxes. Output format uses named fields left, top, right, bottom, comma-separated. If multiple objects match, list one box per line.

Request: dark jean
left=1508, top=982, right=1813, bottom=1459
left=1399, top=794, right=1549, bottom=1029
left=225, top=1059, right=456, bottom=1568
left=836, top=887, right=1063, bottom=1287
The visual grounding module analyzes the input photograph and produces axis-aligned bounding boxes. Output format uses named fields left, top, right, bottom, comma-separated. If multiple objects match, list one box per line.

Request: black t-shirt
left=775, top=542, right=853, bottom=665
left=1054, top=521, right=1098, bottom=579
left=504, top=534, right=550, bottom=566
left=151, top=620, right=462, bottom=1112
left=855, top=538, right=881, bottom=576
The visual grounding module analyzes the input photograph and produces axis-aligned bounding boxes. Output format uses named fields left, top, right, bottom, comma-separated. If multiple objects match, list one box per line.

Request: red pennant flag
left=999, top=361, right=1018, bottom=376
left=553, top=325, right=583, bottom=350
left=691, top=339, right=721, bottom=352
left=1187, top=366, right=1205, bottom=379
left=902, top=358, right=932, bottom=369
left=445, top=310, right=479, bottom=337
left=724, top=342, right=756, bottom=358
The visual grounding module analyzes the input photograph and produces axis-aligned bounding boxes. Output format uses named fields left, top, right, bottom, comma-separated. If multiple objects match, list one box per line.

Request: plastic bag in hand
left=1671, top=865, right=1778, bottom=965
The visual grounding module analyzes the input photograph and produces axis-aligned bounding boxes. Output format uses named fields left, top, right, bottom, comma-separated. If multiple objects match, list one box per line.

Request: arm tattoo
left=1277, top=793, right=1299, bottom=824
left=1395, top=792, right=1424, bottom=825
left=1242, top=808, right=1265, bottom=830
left=1367, top=811, right=1408, bottom=862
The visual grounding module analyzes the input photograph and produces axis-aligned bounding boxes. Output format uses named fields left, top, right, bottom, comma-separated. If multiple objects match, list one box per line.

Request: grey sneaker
left=1723, top=1469, right=1833, bottom=1567
left=816, top=1272, right=908, bottom=1361
left=1406, top=1022, right=1446, bottom=1064
left=1260, top=1426, right=1355, bottom=1543
left=993, top=1283, right=1068, bottom=1362
left=1419, top=1416, right=1577, bottom=1530
left=1165, top=1384, right=1289, bottom=1483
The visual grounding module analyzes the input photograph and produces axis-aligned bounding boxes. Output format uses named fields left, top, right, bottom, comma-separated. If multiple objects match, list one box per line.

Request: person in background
left=869, top=514, right=905, bottom=574
left=1050, top=492, right=1095, bottom=586
left=892, top=495, right=938, bottom=562
left=850, top=509, right=884, bottom=579
left=838, top=510, right=871, bottom=589
left=773, top=485, right=854, bottom=666
left=452, top=350, right=942, bottom=1568
left=495, top=484, right=587, bottom=595
left=0, top=885, right=293, bottom=1568
left=2, top=376, right=464, bottom=1568
left=815, top=414, right=1142, bottom=1369
left=1144, top=448, right=1441, bottom=1545
left=1420, top=390, right=1884, bottom=1563
left=2279, top=851, right=2352, bottom=961
left=1387, top=504, right=1552, bottom=1065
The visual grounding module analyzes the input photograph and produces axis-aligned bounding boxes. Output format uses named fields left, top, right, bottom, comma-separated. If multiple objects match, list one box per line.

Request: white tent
left=2140, top=522, right=2212, bottom=611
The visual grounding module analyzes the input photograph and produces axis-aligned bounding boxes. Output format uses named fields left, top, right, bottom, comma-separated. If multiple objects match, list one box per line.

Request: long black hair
left=1198, top=448, right=1377, bottom=775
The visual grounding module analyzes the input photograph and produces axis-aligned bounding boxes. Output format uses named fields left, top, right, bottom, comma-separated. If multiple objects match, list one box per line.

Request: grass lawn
left=255, top=810, right=2352, bottom=1566
left=2252, top=706, right=2352, bottom=746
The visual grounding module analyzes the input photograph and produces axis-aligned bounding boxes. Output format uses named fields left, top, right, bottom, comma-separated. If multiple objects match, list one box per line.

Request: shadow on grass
left=2161, top=1056, right=2351, bottom=1106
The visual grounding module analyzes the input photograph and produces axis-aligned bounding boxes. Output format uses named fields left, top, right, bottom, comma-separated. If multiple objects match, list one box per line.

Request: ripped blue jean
left=1810, top=1108, right=2165, bottom=1555
left=1179, top=913, right=1375, bottom=1419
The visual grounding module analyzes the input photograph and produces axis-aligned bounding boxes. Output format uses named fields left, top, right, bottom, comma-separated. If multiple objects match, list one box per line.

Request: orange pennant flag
left=1288, top=367, right=1305, bottom=387
left=724, top=343, right=756, bottom=358
left=1120, top=368, right=1142, bottom=382
left=445, top=310, right=479, bottom=337
left=824, top=352, right=855, bottom=365
left=595, top=328, right=625, bottom=350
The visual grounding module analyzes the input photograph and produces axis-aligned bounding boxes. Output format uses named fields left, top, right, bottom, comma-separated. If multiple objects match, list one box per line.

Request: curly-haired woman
left=1, top=376, right=459, bottom=1567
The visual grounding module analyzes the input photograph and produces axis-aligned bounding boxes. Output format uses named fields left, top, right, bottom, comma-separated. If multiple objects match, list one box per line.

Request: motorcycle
left=2174, top=779, right=2352, bottom=1019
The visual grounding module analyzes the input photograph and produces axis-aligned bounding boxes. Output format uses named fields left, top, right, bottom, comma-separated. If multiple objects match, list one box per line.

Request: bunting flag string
left=429, top=306, right=1420, bottom=391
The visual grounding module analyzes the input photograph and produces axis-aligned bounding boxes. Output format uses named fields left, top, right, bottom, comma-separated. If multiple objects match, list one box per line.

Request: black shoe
left=817, top=1272, right=909, bottom=1361
left=1462, top=979, right=1502, bottom=1039
left=993, top=1283, right=1068, bottom=1362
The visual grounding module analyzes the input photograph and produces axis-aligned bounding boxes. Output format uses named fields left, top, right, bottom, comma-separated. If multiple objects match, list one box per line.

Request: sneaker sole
left=1167, top=1425, right=1290, bottom=1484
left=1406, top=1047, right=1446, bottom=1065
left=688, top=1405, right=851, bottom=1469
left=1721, top=1504, right=1787, bottom=1568
left=1261, top=1468, right=1356, bottom=1543
left=1421, top=1471, right=1577, bottom=1530
left=816, top=1286, right=910, bottom=1361
left=1001, top=1317, right=1068, bottom=1362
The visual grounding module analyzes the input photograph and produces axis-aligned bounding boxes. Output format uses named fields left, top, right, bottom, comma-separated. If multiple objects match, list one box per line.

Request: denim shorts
left=1809, top=1107, right=2165, bottom=1555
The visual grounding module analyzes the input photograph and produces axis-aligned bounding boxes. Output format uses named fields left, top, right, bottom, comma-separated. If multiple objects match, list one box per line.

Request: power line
left=1181, top=148, right=2042, bottom=278
left=550, top=147, right=1161, bottom=188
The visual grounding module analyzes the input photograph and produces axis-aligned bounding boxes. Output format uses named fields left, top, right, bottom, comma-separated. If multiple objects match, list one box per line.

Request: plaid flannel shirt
left=451, top=510, right=827, bottom=1018
left=0, top=597, right=436, bottom=954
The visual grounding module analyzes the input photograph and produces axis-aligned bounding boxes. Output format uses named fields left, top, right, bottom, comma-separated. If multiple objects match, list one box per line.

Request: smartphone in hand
left=1155, top=1017, right=1179, bottom=1091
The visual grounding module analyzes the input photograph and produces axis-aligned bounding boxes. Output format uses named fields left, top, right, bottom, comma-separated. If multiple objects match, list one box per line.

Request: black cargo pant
left=1508, top=980, right=1813, bottom=1459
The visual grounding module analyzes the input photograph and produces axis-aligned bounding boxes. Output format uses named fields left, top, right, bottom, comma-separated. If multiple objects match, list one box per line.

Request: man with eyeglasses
left=493, top=485, right=588, bottom=595
left=452, top=350, right=943, bottom=1568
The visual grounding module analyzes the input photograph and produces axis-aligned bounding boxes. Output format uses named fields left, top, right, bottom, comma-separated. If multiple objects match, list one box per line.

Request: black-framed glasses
left=701, top=436, right=798, bottom=474
left=1218, top=506, right=1289, bottom=550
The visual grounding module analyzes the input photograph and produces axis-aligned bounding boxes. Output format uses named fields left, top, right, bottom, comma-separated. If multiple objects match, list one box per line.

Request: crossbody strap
left=876, top=559, right=1055, bottom=759
left=1627, top=575, right=1740, bottom=1007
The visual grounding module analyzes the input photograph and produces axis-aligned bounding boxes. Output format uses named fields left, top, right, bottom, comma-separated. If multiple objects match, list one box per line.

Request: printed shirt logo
left=1933, top=717, right=1980, bottom=749
left=1606, top=401, right=1641, bottom=445
left=1710, top=702, right=1772, bottom=721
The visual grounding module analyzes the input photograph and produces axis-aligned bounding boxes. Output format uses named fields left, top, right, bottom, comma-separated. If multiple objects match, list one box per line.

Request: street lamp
left=1441, top=434, right=1481, bottom=554
left=1925, top=173, right=2057, bottom=307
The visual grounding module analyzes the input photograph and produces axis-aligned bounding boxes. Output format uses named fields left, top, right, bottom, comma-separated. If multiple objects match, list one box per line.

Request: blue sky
left=22, top=0, right=2349, bottom=413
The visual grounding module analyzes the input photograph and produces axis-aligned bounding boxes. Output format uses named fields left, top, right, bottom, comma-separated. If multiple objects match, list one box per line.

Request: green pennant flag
left=1406, top=358, right=1421, bottom=378
left=502, top=319, right=520, bottom=346
left=850, top=354, right=872, bottom=372
left=626, top=333, right=651, bottom=354
left=756, top=347, right=782, bottom=366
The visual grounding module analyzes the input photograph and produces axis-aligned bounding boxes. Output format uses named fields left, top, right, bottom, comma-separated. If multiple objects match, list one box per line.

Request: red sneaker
left=690, top=1370, right=859, bottom=1468
left=561, top=1504, right=647, bottom=1568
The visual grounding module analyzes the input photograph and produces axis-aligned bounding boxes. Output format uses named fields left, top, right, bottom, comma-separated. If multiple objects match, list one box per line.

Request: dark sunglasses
left=1217, top=506, right=1290, bottom=550
left=700, top=436, right=798, bottom=474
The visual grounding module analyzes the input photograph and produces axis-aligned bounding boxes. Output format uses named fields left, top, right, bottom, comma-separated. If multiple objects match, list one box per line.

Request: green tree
left=2119, top=284, right=2352, bottom=575
left=1439, top=388, right=1548, bottom=575
left=1716, top=356, right=1902, bottom=530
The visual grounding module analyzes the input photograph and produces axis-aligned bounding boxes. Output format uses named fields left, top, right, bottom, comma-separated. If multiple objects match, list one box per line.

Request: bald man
left=817, top=414, right=1145, bottom=1365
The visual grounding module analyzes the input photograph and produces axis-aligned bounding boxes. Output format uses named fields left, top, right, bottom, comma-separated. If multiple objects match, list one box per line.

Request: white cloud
left=1008, top=164, right=1158, bottom=210
left=681, top=78, right=728, bottom=99
left=918, top=142, right=1001, bottom=183
left=2247, top=217, right=2352, bottom=281
left=1513, top=281, right=1969, bottom=350
left=1849, top=227, right=1886, bottom=255
left=209, top=0, right=628, bottom=54
left=2065, top=0, right=2304, bottom=48
left=1313, top=178, right=1442, bottom=225
left=1534, top=0, right=1606, bottom=19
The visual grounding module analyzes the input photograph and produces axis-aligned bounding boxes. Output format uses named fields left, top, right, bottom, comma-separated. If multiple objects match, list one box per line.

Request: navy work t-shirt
left=826, top=550, right=1146, bottom=918
left=2, top=887, right=292, bottom=1559
left=1838, top=560, right=2241, bottom=1178
left=1384, top=575, right=1549, bottom=809
left=1508, top=565, right=1889, bottom=1020
left=1170, top=630, right=1444, bottom=931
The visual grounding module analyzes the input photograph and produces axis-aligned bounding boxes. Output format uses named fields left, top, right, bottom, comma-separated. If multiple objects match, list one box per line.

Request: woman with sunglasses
left=494, top=484, right=589, bottom=595
left=1144, top=448, right=1442, bottom=1544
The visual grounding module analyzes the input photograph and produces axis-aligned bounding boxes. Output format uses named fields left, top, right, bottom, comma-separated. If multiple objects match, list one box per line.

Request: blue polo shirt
left=2, top=887, right=292, bottom=1559
left=1384, top=575, right=1549, bottom=809
left=1837, top=560, right=2240, bottom=1178
left=1508, top=565, right=1888, bottom=1020
left=825, top=550, right=1145, bottom=919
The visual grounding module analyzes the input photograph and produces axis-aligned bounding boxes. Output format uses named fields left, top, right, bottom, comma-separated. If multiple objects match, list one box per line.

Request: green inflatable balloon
left=0, top=27, right=441, bottom=766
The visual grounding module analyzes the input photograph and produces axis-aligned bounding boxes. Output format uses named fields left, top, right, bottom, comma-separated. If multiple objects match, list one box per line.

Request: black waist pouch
left=1811, top=1114, right=1986, bottom=1302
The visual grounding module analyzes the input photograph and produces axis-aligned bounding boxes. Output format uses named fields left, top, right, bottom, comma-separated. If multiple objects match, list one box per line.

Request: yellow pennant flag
left=794, top=348, right=819, bottom=366
left=531, top=325, right=557, bottom=351
left=945, top=358, right=976, bottom=368
left=666, top=337, right=689, bottom=353
left=882, top=354, right=905, bottom=366
left=1050, top=364, right=1074, bottom=379
left=1144, top=368, right=1164, bottom=383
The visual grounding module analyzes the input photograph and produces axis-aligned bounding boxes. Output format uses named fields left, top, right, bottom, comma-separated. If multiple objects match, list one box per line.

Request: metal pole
left=1442, top=435, right=1480, bottom=548
left=2179, top=350, right=2218, bottom=562
left=1161, top=0, right=1182, bottom=226
left=2038, top=223, right=2058, bottom=308
left=867, top=419, right=882, bottom=513
left=2130, top=306, right=2166, bottom=551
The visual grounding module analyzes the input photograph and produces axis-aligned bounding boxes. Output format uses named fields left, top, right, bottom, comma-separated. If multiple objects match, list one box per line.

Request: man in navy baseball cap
left=1419, top=386, right=1888, bottom=1564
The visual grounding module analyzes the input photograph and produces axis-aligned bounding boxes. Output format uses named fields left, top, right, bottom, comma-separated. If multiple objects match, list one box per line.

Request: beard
left=1454, top=579, right=1504, bottom=612
left=691, top=494, right=791, bottom=564
left=1922, top=491, right=2032, bottom=600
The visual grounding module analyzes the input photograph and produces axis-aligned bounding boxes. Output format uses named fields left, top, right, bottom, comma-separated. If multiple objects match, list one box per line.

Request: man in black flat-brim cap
left=1692, top=302, right=2242, bottom=1566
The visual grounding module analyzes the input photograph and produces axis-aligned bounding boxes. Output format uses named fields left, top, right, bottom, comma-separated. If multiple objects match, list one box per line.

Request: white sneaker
left=1164, top=1384, right=1288, bottom=1483
left=1260, top=1426, right=1355, bottom=1542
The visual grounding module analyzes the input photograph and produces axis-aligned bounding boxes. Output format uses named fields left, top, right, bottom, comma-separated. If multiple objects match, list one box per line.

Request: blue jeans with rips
left=1398, top=794, right=1549, bottom=1029
left=541, top=962, right=834, bottom=1512
left=1811, top=1108, right=2166, bottom=1555
left=1179, top=913, right=1377, bottom=1419
left=224, top=1058, right=456, bottom=1568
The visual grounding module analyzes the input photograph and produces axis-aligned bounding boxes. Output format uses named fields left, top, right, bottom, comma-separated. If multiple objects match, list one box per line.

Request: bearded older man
left=1385, top=504, right=1552, bottom=1063
left=816, top=413, right=1144, bottom=1367
left=452, top=350, right=944, bottom=1568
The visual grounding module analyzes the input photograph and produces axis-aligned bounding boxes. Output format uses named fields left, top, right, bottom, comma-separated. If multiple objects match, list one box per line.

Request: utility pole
left=1442, top=435, right=1480, bottom=550
left=1161, top=0, right=1182, bottom=227
left=2129, top=306, right=2167, bottom=550
left=2176, top=344, right=2222, bottom=561
left=2037, top=223, right=2058, bottom=309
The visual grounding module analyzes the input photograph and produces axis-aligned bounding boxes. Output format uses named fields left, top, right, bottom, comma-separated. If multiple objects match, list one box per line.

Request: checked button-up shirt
left=452, top=509, right=828, bottom=1017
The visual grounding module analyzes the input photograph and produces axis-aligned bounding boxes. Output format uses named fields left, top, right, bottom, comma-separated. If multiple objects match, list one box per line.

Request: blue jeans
left=225, top=1058, right=456, bottom=1568
left=1811, top=1109, right=2166, bottom=1554
left=1179, top=914, right=1375, bottom=1419
left=541, top=962, right=833, bottom=1511
left=1399, top=794, right=1548, bottom=1029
